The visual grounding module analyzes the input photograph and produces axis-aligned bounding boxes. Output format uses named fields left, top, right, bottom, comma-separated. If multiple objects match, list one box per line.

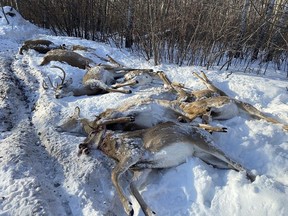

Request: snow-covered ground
left=0, top=6, right=288, bottom=216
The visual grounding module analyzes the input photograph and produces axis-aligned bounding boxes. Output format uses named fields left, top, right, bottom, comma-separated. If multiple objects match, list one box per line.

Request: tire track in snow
left=0, top=54, right=72, bottom=215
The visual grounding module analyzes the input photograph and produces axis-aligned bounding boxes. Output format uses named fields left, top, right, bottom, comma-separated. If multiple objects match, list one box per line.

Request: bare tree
left=265, top=1, right=288, bottom=63
left=3, top=0, right=286, bottom=70
left=252, top=0, right=276, bottom=60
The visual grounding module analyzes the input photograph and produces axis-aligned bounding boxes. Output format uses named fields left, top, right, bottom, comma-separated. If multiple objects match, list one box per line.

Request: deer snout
left=55, top=90, right=63, bottom=99
left=55, top=93, right=65, bottom=99
left=55, top=125, right=64, bottom=132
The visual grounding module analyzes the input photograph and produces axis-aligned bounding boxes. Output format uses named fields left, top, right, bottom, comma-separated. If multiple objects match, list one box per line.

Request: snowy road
left=0, top=53, right=71, bottom=215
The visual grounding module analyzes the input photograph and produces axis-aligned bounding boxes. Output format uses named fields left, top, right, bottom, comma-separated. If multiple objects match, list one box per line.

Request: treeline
left=2, top=0, right=288, bottom=72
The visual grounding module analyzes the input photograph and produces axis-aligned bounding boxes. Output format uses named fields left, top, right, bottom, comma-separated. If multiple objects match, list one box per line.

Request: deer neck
left=98, top=132, right=122, bottom=161
left=99, top=131, right=144, bottom=162
left=80, top=118, right=94, bottom=135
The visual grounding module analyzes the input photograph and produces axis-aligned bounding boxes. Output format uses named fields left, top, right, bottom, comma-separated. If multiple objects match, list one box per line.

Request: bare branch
left=1, top=6, right=10, bottom=25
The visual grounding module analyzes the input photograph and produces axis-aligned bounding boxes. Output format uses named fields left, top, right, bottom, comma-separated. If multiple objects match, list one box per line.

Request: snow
left=1, top=6, right=288, bottom=216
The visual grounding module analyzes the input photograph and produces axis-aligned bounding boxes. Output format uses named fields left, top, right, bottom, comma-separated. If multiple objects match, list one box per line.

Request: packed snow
left=0, top=6, right=288, bottom=216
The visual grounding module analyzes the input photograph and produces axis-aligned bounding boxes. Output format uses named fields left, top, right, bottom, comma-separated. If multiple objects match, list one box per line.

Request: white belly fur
left=151, top=142, right=195, bottom=168
left=212, top=102, right=239, bottom=120
left=134, top=106, right=169, bottom=128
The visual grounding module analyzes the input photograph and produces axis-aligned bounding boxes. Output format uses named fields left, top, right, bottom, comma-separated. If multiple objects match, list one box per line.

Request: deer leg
left=197, top=123, right=228, bottom=133
left=106, top=54, right=125, bottom=67
left=92, top=53, right=110, bottom=62
left=156, top=71, right=173, bottom=89
left=112, top=80, right=138, bottom=88
left=106, top=87, right=132, bottom=94
left=96, top=116, right=135, bottom=127
left=154, top=99, right=200, bottom=122
left=88, top=80, right=132, bottom=94
left=78, top=130, right=99, bottom=156
left=130, top=181, right=155, bottom=216
left=78, top=139, right=93, bottom=156
left=193, top=71, right=227, bottom=96
left=156, top=71, right=181, bottom=91
left=78, top=128, right=107, bottom=155
left=78, top=142, right=90, bottom=155
left=157, top=71, right=191, bottom=101
left=236, top=100, right=288, bottom=131
left=224, top=157, right=256, bottom=182
left=192, top=71, right=207, bottom=83
left=196, top=144, right=256, bottom=182
left=111, top=154, right=142, bottom=216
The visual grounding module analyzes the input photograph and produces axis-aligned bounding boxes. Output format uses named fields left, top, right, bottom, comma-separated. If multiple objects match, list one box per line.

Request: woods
left=2, top=0, right=288, bottom=71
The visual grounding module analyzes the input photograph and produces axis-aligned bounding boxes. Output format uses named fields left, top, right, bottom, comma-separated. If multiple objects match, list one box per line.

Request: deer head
left=43, top=66, right=73, bottom=98
left=56, top=106, right=94, bottom=135
left=56, top=106, right=81, bottom=133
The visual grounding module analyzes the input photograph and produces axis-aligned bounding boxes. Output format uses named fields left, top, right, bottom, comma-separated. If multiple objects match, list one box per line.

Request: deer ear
left=74, top=106, right=80, bottom=118
left=64, top=78, right=73, bottom=86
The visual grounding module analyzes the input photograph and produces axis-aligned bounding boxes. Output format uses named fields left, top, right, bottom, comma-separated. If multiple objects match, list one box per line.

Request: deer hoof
left=123, top=201, right=134, bottom=216
left=145, top=209, right=156, bottom=216
left=129, top=209, right=134, bottom=216
left=128, top=202, right=134, bottom=216
left=79, top=143, right=87, bottom=150
left=83, top=148, right=90, bottom=155
left=177, top=116, right=187, bottom=123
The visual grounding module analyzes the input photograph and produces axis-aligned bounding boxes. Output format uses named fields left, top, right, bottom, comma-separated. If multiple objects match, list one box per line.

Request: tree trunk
left=125, top=0, right=134, bottom=48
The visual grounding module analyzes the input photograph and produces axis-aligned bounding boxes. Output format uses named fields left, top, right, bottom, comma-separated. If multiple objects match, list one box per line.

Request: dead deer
left=19, top=39, right=55, bottom=55
left=43, top=65, right=133, bottom=98
left=40, top=49, right=95, bottom=69
left=56, top=99, right=227, bottom=136
left=79, top=121, right=256, bottom=216
left=56, top=106, right=135, bottom=136
left=156, top=96, right=288, bottom=131
left=112, top=70, right=166, bottom=89
left=20, top=39, right=100, bottom=55
left=156, top=71, right=288, bottom=130
left=59, top=44, right=95, bottom=52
